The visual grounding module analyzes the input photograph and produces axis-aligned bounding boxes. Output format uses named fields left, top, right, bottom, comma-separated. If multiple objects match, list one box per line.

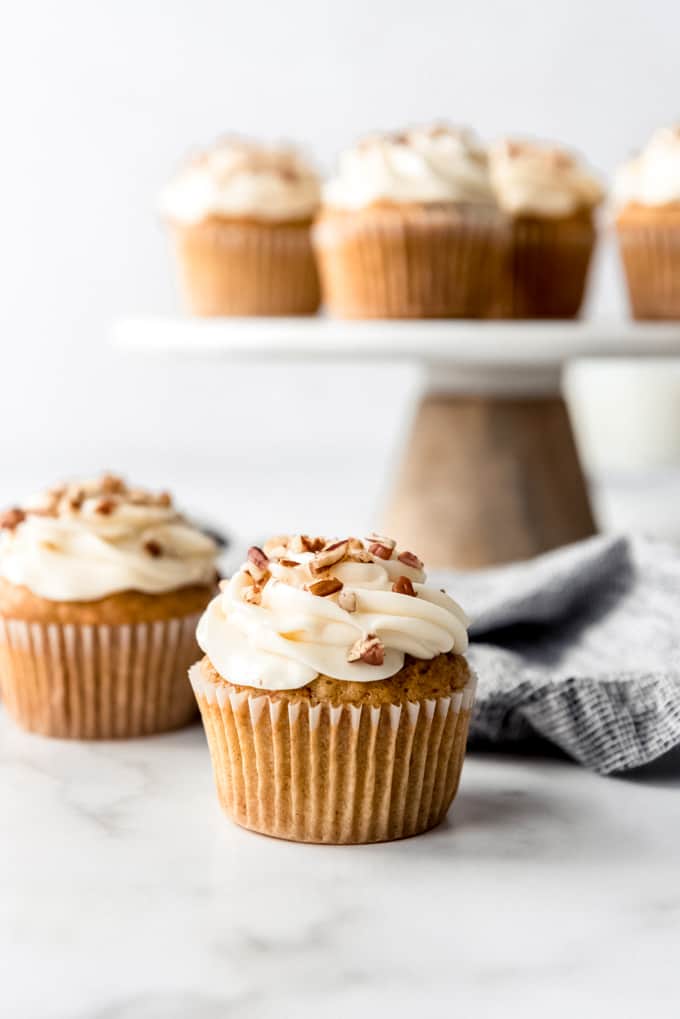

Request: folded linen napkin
left=435, top=536, right=680, bottom=774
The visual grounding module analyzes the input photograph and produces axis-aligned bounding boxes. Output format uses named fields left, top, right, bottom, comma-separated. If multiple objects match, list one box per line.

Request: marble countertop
left=2, top=711, right=678, bottom=1018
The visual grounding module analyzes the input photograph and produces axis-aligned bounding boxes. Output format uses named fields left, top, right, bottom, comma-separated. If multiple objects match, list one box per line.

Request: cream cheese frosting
left=196, top=534, right=469, bottom=691
left=323, top=125, right=494, bottom=210
left=0, top=475, right=219, bottom=601
left=489, top=139, right=603, bottom=217
left=160, top=138, right=321, bottom=224
left=613, top=127, right=680, bottom=207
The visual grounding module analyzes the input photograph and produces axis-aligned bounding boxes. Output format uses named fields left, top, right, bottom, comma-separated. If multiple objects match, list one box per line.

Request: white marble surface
left=2, top=709, right=679, bottom=1018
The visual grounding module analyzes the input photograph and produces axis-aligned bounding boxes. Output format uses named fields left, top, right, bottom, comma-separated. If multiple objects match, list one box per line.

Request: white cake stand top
left=112, top=317, right=680, bottom=394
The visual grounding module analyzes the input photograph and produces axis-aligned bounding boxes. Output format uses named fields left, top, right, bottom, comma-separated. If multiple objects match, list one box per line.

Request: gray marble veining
left=2, top=711, right=679, bottom=1018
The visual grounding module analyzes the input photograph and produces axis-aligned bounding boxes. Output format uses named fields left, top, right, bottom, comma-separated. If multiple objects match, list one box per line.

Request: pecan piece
left=310, top=540, right=349, bottom=576
left=247, top=546, right=270, bottom=581
left=144, top=539, right=163, bottom=558
left=347, top=634, right=385, bottom=666
left=242, top=585, right=262, bottom=605
left=0, top=507, right=26, bottom=530
left=392, top=575, right=417, bottom=597
left=307, top=577, right=343, bottom=597
left=368, top=542, right=392, bottom=561
left=95, top=497, right=116, bottom=515
left=279, top=559, right=300, bottom=568
left=338, top=589, right=357, bottom=612
left=397, top=550, right=423, bottom=570
left=367, top=532, right=396, bottom=551
left=100, top=474, right=125, bottom=495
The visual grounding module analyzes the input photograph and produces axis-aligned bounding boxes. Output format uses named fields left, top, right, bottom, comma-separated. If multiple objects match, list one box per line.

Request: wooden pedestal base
left=382, top=394, right=595, bottom=569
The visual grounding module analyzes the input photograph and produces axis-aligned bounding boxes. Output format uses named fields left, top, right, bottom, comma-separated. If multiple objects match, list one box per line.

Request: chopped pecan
left=0, top=507, right=26, bottom=531
left=338, top=589, right=357, bottom=612
left=347, top=633, right=385, bottom=666
left=242, top=585, right=262, bottom=605
left=307, top=577, right=343, bottom=597
left=144, top=539, right=163, bottom=558
left=264, top=534, right=290, bottom=556
left=310, top=539, right=349, bottom=576
left=157, top=491, right=172, bottom=507
left=95, top=498, right=116, bottom=515
left=247, top=546, right=270, bottom=581
left=348, top=549, right=373, bottom=564
left=397, top=550, right=423, bottom=570
left=368, top=542, right=392, bottom=561
left=279, top=559, right=300, bottom=568
left=367, top=532, right=396, bottom=551
left=100, top=474, right=125, bottom=495
left=392, top=575, right=417, bottom=597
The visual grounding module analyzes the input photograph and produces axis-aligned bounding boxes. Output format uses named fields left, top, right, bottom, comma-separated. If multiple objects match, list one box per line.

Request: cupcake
left=489, top=139, right=603, bottom=318
left=161, top=138, right=321, bottom=316
left=313, top=125, right=505, bottom=318
left=190, top=533, right=474, bottom=844
left=614, top=127, right=680, bottom=319
left=0, top=475, right=219, bottom=739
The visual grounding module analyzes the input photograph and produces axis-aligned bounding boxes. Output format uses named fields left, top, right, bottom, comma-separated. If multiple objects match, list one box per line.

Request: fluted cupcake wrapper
left=190, top=665, right=477, bottom=844
left=171, top=218, right=321, bottom=316
left=617, top=222, right=680, bottom=320
left=497, top=215, right=596, bottom=319
left=0, top=614, right=202, bottom=739
left=313, top=206, right=505, bottom=319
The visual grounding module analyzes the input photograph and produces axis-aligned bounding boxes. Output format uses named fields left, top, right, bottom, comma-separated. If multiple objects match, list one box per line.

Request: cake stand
left=113, top=318, right=680, bottom=568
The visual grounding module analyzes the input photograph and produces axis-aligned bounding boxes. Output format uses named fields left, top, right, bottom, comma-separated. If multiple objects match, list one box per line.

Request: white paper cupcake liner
left=191, top=664, right=477, bottom=844
left=0, top=614, right=202, bottom=739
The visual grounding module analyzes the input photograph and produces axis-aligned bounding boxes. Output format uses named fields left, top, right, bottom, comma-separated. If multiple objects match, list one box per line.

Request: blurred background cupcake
left=489, top=139, right=603, bottom=318
left=0, top=475, right=218, bottom=739
left=160, top=138, right=321, bottom=316
left=313, top=125, right=505, bottom=318
left=614, top=127, right=680, bottom=319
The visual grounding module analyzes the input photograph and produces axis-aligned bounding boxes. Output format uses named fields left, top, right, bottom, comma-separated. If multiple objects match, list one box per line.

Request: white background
left=0, top=0, right=678, bottom=536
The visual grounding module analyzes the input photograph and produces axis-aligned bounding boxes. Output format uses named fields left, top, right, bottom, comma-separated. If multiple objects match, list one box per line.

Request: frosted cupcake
left=614, top=127, right=680, bottom=319
left=190, top=533, right=475, bottom=844
left=0, top=475, right=219, bottom=739
left=489, top=139, right=602, bottom=318
left=161, top=138, right=321, bottom=316
left=313, top=126, right=504, bottom=318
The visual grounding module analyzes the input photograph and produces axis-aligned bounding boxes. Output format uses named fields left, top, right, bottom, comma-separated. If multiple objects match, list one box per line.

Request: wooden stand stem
left=382, top=393, right=596, bottom=569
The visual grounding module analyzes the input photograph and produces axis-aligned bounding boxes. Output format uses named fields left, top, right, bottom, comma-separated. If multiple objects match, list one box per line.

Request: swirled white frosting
left=613, top=127, right=680, bottom=207
left=0, top=477, right=218, bottom=601
left=197, top=537, right=469, bottom=690
left=160, top=138, right=321, bottom=224
left=323, top=126, right=494, bottom=210
left=489, top=139, right=602, bottom=216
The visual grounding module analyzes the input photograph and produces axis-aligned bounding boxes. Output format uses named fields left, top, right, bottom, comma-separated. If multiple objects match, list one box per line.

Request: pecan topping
left=392, top=575, right=417, bottom=597
left=157, top=491, right=172, bottom=507
left=397, top=550, right=423, bottom=570
left=264, top=534, right=290, bottom=556
left=279, top=559, right=300, bottom=568
left=347, top=634, right=385, bottom=666
left=0, top=508, right=26, bottom=531
left=348, top=549, right=373, bottom=564
left=100, top=474, right=125, bottom=495
left=307, top=577, right=343, bottom=597
left=338, top=589, right=357, bottom=612
left=242, top=585, right=262, bottom=605
left=247, top=546, right=270, bottom=581
left=368, top=542, right=392, bottom=561
left=94, top=498, right=116, bottom=515
left=290, top=534, right=325, bottom=554
left=144, top=539, right=163, bottom=558
left=68, top=490, right=85, bottom=511
left=310, top=539, right=349, bottom=576
left=367, top=532, right=396, bottom=551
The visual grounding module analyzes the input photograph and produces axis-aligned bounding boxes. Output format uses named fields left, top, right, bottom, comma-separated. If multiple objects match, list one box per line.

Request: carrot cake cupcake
left=161, top=137, right=321, bottom=315
left=489, top=139, right=603, bottom=317
left=0, top=475, right=219, bottom=739
left=313, top=125, right=504, bottom=318
left=190, top=533, right=475, bottom=844
left=614, top=126, right=680, bottom=319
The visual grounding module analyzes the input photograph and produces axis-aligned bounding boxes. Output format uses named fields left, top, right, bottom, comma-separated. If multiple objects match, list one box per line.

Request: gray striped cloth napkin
left=436, top=535, right=680, bottom=774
